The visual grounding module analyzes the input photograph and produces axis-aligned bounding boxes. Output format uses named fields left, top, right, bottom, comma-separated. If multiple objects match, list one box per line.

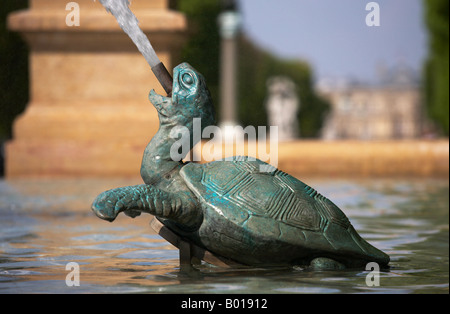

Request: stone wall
left=6, top=0, right=186, bottom=177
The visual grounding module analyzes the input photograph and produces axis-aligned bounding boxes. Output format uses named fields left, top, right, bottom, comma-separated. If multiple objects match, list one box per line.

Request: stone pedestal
left=6, top=0, right=186, bottom=177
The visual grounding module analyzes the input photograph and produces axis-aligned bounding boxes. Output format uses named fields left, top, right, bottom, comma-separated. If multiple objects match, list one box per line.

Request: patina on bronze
left=92, top=63, right=390, bottom=270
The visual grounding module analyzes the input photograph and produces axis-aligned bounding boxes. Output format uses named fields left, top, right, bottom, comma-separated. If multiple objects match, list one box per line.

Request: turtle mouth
left=149, top=89, right=173, bottom=117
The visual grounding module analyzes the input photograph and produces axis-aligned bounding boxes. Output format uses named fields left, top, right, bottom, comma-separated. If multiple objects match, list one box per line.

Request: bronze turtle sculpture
left=92, top=62, right=390, bottom=269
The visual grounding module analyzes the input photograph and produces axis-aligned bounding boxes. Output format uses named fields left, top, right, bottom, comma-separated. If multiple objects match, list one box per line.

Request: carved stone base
left=6, top=0, right=186, bottom=177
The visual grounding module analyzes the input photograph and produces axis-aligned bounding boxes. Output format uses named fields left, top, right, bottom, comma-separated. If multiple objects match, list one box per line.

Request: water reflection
left=0, top=177, right=448, bottom=294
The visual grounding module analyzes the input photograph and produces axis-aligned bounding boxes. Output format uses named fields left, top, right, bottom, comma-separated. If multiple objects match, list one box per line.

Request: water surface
left=0, top=177, right=448, bottom=294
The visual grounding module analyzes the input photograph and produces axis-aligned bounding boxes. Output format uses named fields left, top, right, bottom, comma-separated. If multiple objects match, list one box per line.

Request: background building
left=319, top=64, right=425, bottom=140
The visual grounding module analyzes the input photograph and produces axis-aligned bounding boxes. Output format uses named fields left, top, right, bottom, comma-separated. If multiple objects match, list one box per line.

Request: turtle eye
left=181, top=73, right=194, bottom=86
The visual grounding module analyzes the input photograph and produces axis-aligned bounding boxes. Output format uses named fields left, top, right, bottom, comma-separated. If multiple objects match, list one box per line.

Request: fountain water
left=98, top=0, right=173, bottom=94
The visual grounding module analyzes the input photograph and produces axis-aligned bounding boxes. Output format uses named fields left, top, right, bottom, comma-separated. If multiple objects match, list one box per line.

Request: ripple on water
left=0, top=178, right=448, bottom=294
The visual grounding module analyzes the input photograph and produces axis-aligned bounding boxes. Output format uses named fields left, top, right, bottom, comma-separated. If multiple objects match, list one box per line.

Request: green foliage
left=237, top=37, right=329, bottom=137
left=0, top=0, right=29, bottom=140
left=177, top=0, right=329, bottom=137
left=1, top=0, right=330, bottom=140
left=423, top=0, right=449, bottom=135
left=178, top=0, right=222, bottom=116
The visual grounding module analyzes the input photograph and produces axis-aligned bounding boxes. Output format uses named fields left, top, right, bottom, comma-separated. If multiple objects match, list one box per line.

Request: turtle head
left=142, top=63, right=216, bottom=183
left=149, top=62, right=216, bottom=133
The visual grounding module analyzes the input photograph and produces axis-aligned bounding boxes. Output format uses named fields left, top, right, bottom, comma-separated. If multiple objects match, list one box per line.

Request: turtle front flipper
left=91, top=184, right=202, bottom=229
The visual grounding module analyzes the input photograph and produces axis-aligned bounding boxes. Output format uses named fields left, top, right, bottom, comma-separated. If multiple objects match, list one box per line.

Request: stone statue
left=266, top=76, right=300, bottom=141
left=92, top=63, right=389, bottom=269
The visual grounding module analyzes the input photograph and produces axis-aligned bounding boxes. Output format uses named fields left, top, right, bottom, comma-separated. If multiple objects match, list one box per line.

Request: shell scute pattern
left=280, top=174, right=350, bottom=229
left=196, top=158, right=346, bottom=232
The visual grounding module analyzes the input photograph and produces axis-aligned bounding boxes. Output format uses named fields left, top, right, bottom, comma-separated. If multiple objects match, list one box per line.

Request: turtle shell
left=179, top=157, right=389, bottom=267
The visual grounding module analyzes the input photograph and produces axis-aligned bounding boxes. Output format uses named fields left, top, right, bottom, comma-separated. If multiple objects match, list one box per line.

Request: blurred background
left=0, top=0, right=448, bottom=177
left=0, top=0, right=448, bottom=294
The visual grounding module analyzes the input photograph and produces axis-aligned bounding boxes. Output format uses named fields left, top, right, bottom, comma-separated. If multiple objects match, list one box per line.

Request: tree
left=237, top=36, right=329, bottom=137
left=0, top=0, right=29, bottom=140
left=177, top=0, right=222, bottom=117
left=177, top=0, right=329, bottom=137
left=423, top=0, right=449, bottom=135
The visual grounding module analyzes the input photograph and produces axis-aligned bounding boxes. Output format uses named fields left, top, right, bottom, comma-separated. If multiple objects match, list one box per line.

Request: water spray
left=97, top=0, right=173, bottom=95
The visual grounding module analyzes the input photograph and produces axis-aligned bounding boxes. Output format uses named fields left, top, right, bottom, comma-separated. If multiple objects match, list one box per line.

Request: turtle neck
left=140, top=122, right=185, bottom=185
